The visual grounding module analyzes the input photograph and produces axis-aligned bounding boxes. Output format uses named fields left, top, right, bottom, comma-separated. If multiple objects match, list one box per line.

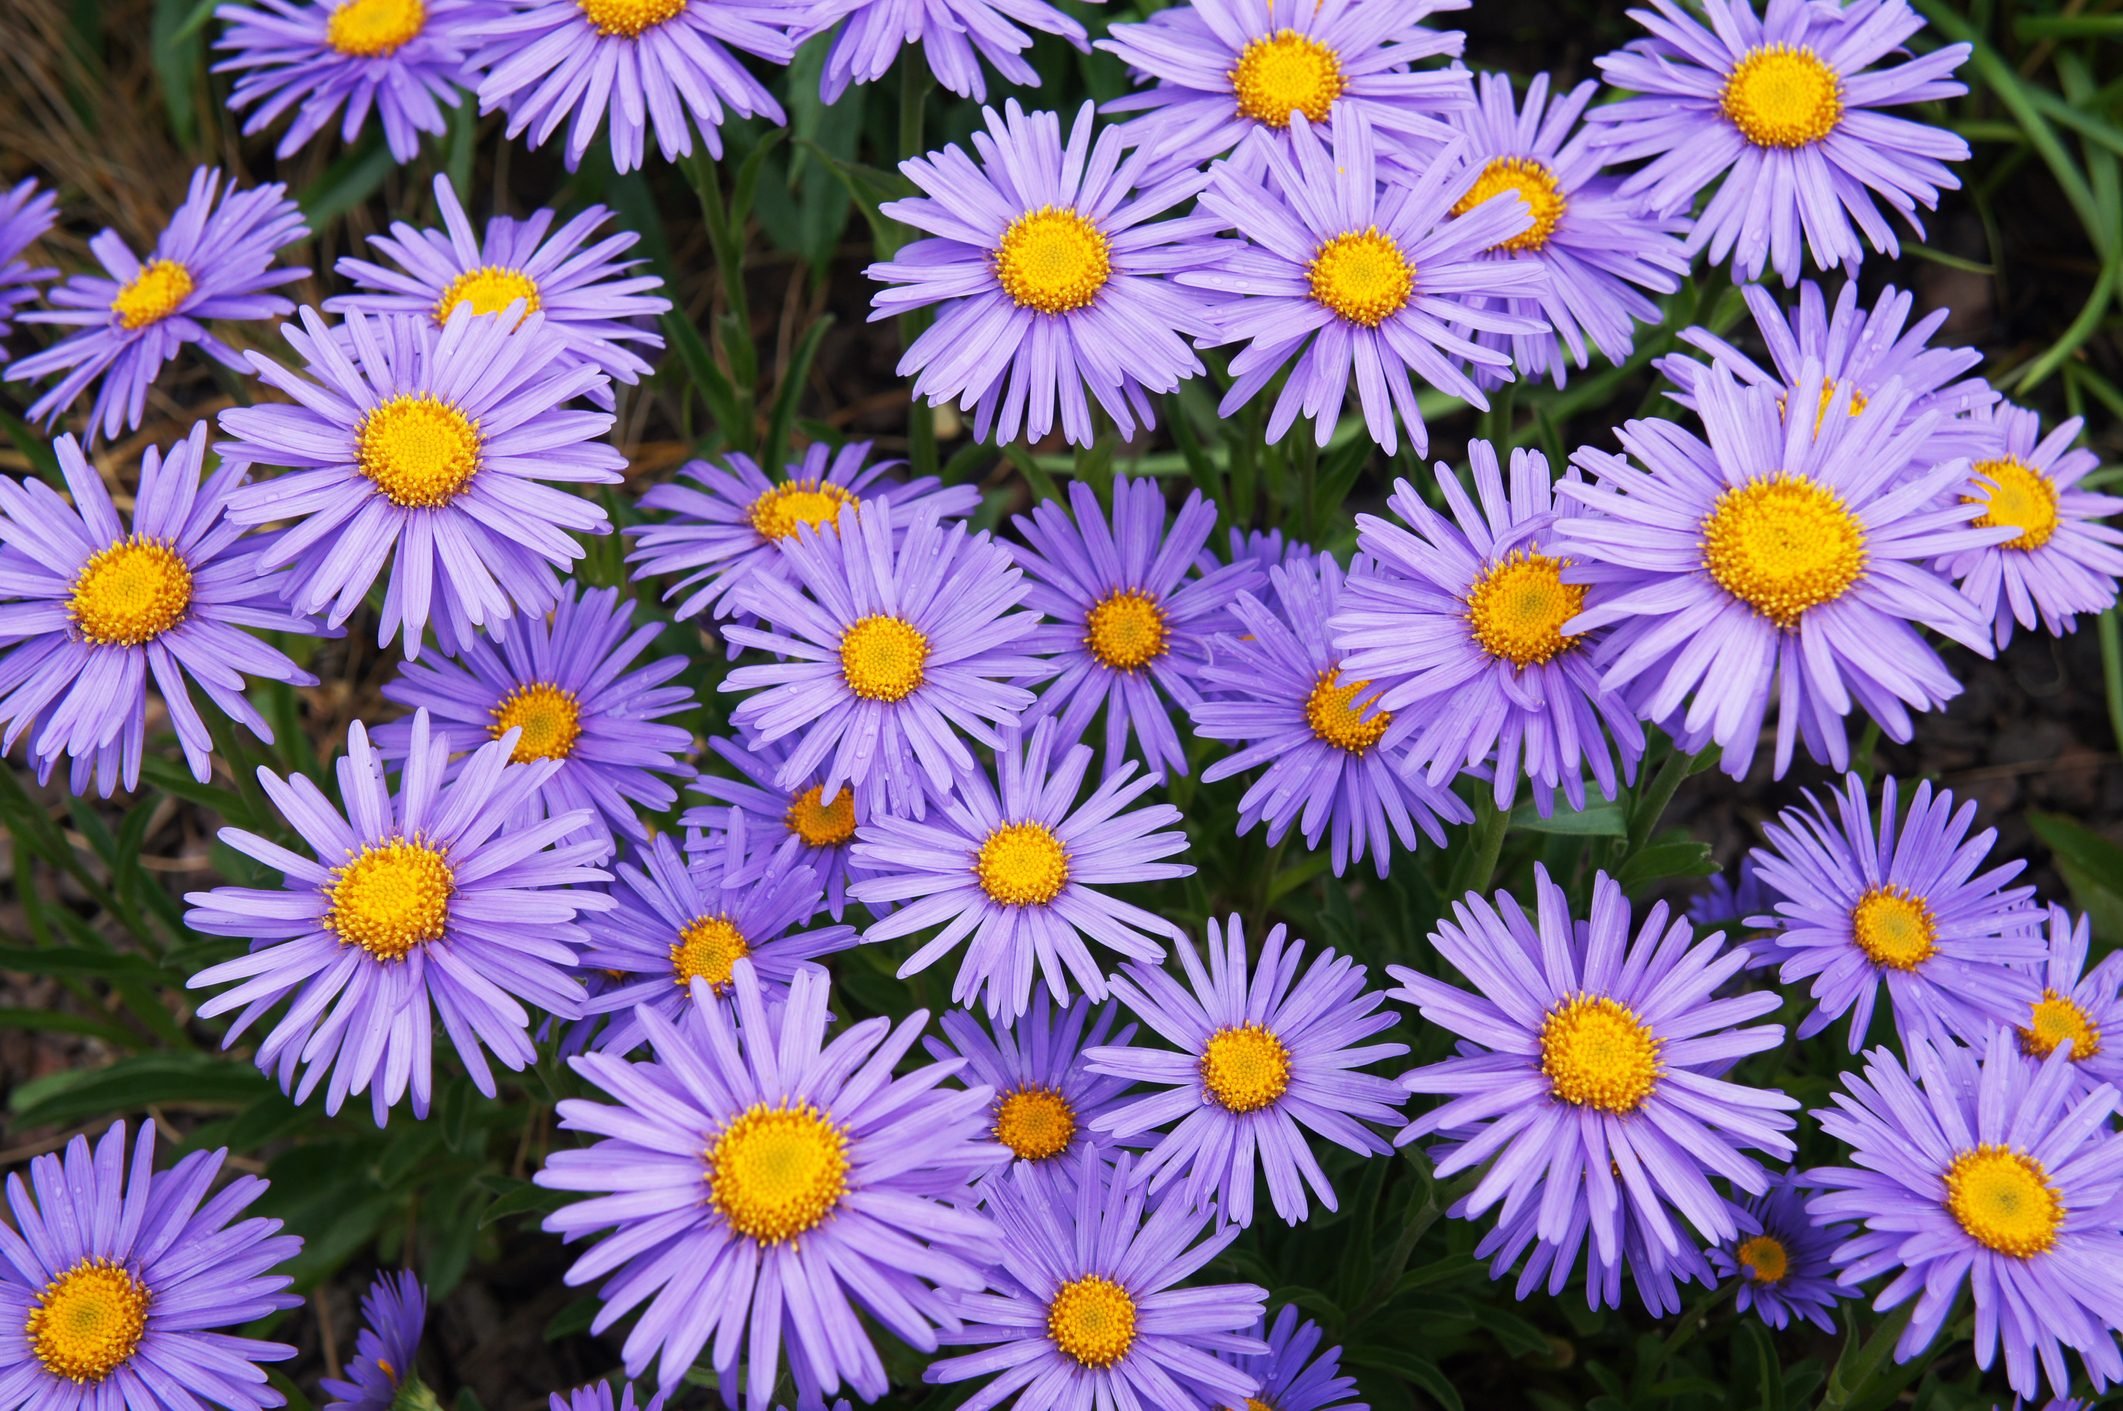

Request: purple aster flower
left=1189, top=553, right=1471, bottom=878
left=1747, top=772, right=2042, bottom=1053
left=2007, top=904, right=2123, bottom=1097
left=0, top=423, right=320, bottom=797
left=1218, top=1306, right=1362, bottom=1411
left=721, top=499, right=1047, bottom=817
left=1330, top=441, right=1645, bottom=816
left=550, top=1386, right=665, bottom=1411
left=0, top=178, right=58, bottom=347
left=626, top=440, right=978, bottom=624
left=850, top=717, right=1192, bottom=1020
left=1011, top=478, right=1263, bottom=779
left=537, top=963, right=1003, bottom=1408
left=213, top=0, right=489, bottom=163
left=219, top=306, right=624, bottom=658
left=926, top=995, right=1137, bottom=1178
left=925, top=1150, right=1269, bottom=1411
left=374, top=583, right=696, bottom=843
left=470, top=0, right=799, bottom=173
left=319, top=1271, right=427, bottom=1411
left=6, top=168, right=307, bottom=443
left=1934, top=403, right=2123, bottom=648
left=185, top=710, right=614, bottom=1125
left=1456, top=1160, right=1713, bottom=1314
left=684, top=730, right=866, bottom=919
left=0, top=1121, right=301, bottom=1411
left=1393, top=866, right=1799, bottom=1293
left=1590, top=0, right=1971, bottom=285
left=1559, top=361, right=2007, bottom=779
left=1707, top=1171, right=1849, bottom=1333
left=1810, top=1030, right=2123, bottom=1402
left=1196, top=525, right=1309, bottom=580
left=1183, top=113, right=1543, bottom=456
left=867, top=101, right=1216, bottom=449
left=806, top=0, right=1089, bottom=103
left=1087, top=915, right=1407, bottom=1229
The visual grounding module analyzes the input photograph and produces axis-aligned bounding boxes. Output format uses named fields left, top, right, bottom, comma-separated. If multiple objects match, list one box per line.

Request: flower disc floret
left=994, top=206, right=1112, bottom=315
left=434, top=266, right=541, bottom=325
left=1466, top=549, right=1584, bottom=666
left=323, top=837, right=455, bottom=961
left=707, top=1100, right=850, bottom=1245
left=838, top=614, right=929, bottom=702
left=1720, top=44, right=1843, bottom=148
left=1304, top=668, right=1390, bottom=754
left=1307, top=228, right=1413, bottom=327
left=994, top=1086, right=1076, bottom=1161
left=489, top=682, right=583, bottom=762
left=975, top=821, right=1071, bottom=907
left=1450, top=157, right=1567, bottom=254
left=1701, top=474, right=1867, bottom=628
left=1230, top=30, right=1346, bottom=128
left=1084, top=589, right=1168, bottom=670
left=26, top=1258, right=152, bottom=1383
left=577, top=0, right=686, bottom=38
left=1736, top=1234, right=1788, bottom=1285
left=2021, top=990, right=2101, bottom=1061
left=1943, top=1145, right=2062, bottom=1259
left=750, top=480, right=857, bottom=542
left=670, top=915, right=749, bottom=992
left=1539, top=993, right=1661, bottom=1113
left=785, top=784, right=857, bottom=848
left=326, top=0, right=428, bottom=57
left=1046, top=1275, right=1138, bottom=1368
left=355, top=393, right=483, bottom=509
left=110, top=260, right=193, bottom=330
left=1200, top=1023, right=1292, bottom=1114
left=69, top=536, right=193, bottom=647
left=1967, top=457, right=2060, bottom=551
left=1850, top=884, right=1936, bottom=971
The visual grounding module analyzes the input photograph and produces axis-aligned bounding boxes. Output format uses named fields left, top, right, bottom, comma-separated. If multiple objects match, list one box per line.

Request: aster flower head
left=1190, top=552, right=1471, bottom=878
left=549, top=1385, right=664, bottom=1411
left=927, top=995, right=1137, bottom=1178
left=320, top=1271, right=427, bottom=1411
left=185, top=710, right=614, bottom=1124
left=1087, top=915, right=1407, bottom=1229
left=1560, top=361, right=2008, bottom=779
left=867, top=101, right=1217, bottom=450
left=1810, top=1030, right=2123, bottom=1401
left=1456, top=1162, right=1713, bottom=1314
left=925, top=1150, right=1269, bottom=1411
left=0, top=423, right=321, bottom=798
left=0, top=1121, right=301, bottom=1411
left=220, top=305, right=624, bottom=659
left=684, top=730, right=867, bottom=919
left=0, top=178, right=58, bottom=346
left=7, top=168, right=307, bottom=443
left=807, top=0, right=1090, bottom=103
left=850, top=716, right=1193, bottom=1020
left=537, top=964, right=1003, bottom=1408
left=1198, top=525, right=1309, bottom=580
left=1330, top=440, right=1645, bottom=816
left=1591, top=0, right=1971, bottom=284
left=1012, top=477, right=1264, bottom=779
left=1218, top=1306, right=1363, bottom=1411
left=2006, top=904, right=2123, bottom=1097
left=1707, top=1171, right=1850, bottom=1332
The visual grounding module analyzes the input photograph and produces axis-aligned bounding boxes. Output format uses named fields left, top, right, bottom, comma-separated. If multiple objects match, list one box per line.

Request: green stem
left=1624, top=742, right=1703, bottom=856
left=686, top=150, right=758, bottom=446
left=1448, top=792, right=1509, bottom=900
left=2099, top=606, right=2123, bottom=756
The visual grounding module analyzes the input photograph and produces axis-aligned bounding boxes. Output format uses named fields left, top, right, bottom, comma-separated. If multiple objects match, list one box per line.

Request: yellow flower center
left=323, top=837, right=454, bottom=961
left=1966, top=457, right=2060, bottom=552
left=1735, top=1234, right=1789, bottom=1284
left=434, top=265, right=541, bottom=327
left=1850, top=885, right=1936, bottom=972
left=1944, top=1145, right=2064, bottom=1259
left=326, top=0, right=427, bottom=57
left=994, top=207, right=1112, bottom=315
left=1449, top=156, right=1568, bottom=254
left=1230, top=29, right=1346, bottom=128
left=838, top=614, right=929, bottom=702
left=68, top=536, right=193, bottom=647
left=1200, top=1023, right=1291, bottom=1114
left=355, top=393, right=482, bottom=509
left=749, top=480, right=858, bottom=542
left=2021, top=988, right=2102, bottom=1061
left=488, top=682, right=582, bottom=763
left=707, top=1101, right=850, bottom=1245
left=1304, top=667, right=1390, bottom=754
left=670, top=915, right=749, bottom=993
left=1540, top=994, right=1661, bottom=1114
left=785, top=784, right=857, bottom=848
left=1720, top=44, right=1843, bottom=148
left=1047, top=1275, right=1138, bottom=1368
left=1084, top=589, right=1169, bottom=671
left=1466, top=549, right=1586, bottom=667
left=1701, top=474, right=1867, bottom=629
left=1307, top=228, right=1414, bottom=327
left=974, top=821, right=1070, bottom=907
left=577, top=0, right=686, bottom=37
left=109, top=260, right=193, bottom=330
left=994, top=1086, right=1077, bottom=1161
left=26, top=1259, right=151, bottom=1384
left=1779, top=378, right=1869, bottom=435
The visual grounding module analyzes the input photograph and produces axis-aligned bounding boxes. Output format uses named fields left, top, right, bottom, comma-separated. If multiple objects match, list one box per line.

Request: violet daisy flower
left=925, top=1150, right=1269, bottom=1411
left=867, top=101, right=1216, bottom=449
left=926, top=995, right=1137, bottom=1177
left=1183, top=113, right=1543, bottom=456
left=1217, top=1306, right=1362, bottom=1411
left=220, top=306, right=624, bottom=658
left=1590, top=0, right=1971, bottom=285
left=1012, top=477, right=1263, bottom=779
left=0, top=178, right=58, bottom=346
left=1393, top=866, right=1798, bottom=1290
left=320, top=1271, right=427, bottom=1411
left=1197, top=525, right=1309, bottom=580
left=2007, top=904, right=2123, bottom=1096
left=1559, top=361, right=2007, bottom=779
left=1088, top=915, right=1407, bottom=1229
left=685, top=730, right=865, bottom=919
left=807, top=0, right=1090, bottom=104
left=1190, top=553, right=1471, bottom=878
left=470, top=0, right=799, bottom=173
left=185, top=710, right=614, bottom=1125
left=7, top=168, right=307, bottom=443
left=1457, top=1163, right=1713, bottom=1314
left=375, top=583, right=696, bottom=843
left=627, top=440, right=978, bottom=624
left=537, top=964, right=1003, bottom=1408
left=550, top=1386, right=664, bottom=1411
left=722, top=500, right=1047, bottom=817
left=1810, top=1030, right=2123, bottom=1401
left=1707, top=1171, right=1849, bottom=1333
left=0, top=423, right=320, bottom=798
left=1330, top=441, right=1645, bottom=816
left=850, top=717, right=1191, bottom=1020
left=1747, top=773, right=2042, bottom=1053
left=0, top=1122, right=301, bottom=1411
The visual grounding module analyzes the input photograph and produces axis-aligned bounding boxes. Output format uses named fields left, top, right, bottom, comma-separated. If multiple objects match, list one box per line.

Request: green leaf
left=2027, top=811, right=2123, bottom=943
left=10, top=1052, right=277, bottom=1126
left=1510, top=801, right=1627, bottom=836
left=1614, top=839, right=1718, bottom=890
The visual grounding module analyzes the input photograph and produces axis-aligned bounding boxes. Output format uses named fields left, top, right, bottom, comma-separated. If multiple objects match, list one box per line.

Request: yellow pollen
left=1304, top=667, right=1390, bottom=754
left=375, top=1358, right=398, bottom=1383
left=994, top=207, right=1112, bottom=315
left=355, top=393, right=481, bottom=509
left=109, top=260, right=193, bottom=330
left=750, top=480, right=858, bottom=542
left=1084, top=589, right=1169, bottom=671
left=434, top=265, right=541, bottom=326
left=326, top=0, right=426, bottom=56
left=1230, top=29, right=1346, bottom=128
left=1850, top=885, right=1936, bottom=972
left=488, top=682, right=582, bottom=763
left=1736, top=1234, right=1789, bottom=1285
left=1465, top=549, right=1586, bottom=668
left=1778, top=378, right=1869, bottom=435
left=2021, top=989, right=2102, bottom=1061
left=68, top=536, right=193, bottom=647
left=577, top=0, right=686, bottom=37
left=1244, top=1402, right=1276, bottom=1411
left=785, top=784, right=857, bottom=848
left=707, top=1101, right=850, bottom=1244
left=1721, top=44, right=1843, bottom=148
left=323, top=837, right=454, bottom=961
left=994, top=1086, right=1077, bottom=1161
left=1945, top=1145, right=2063, bottom=1258
left=1307, top=228, right=1414, bottom=327
left=1701, top=474, right=1867, bottom=629
left=1047, top=1275, right=1138, bottom=1368
left=1966, top=457, right=2060, bottom=552
left=975, top=821, right=1070, bottom=907
left=1540, top=994, right=1661, bottom=1113
left=670, top=915, right=750, bottom=993
left=26, top=1259, right=150, bottom=1384
left=1449, top=156, right=1568, bottom=254
left=838, top=614, right=929, bottom=702
left=1200, top=1023, right=1291, bottom=1114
